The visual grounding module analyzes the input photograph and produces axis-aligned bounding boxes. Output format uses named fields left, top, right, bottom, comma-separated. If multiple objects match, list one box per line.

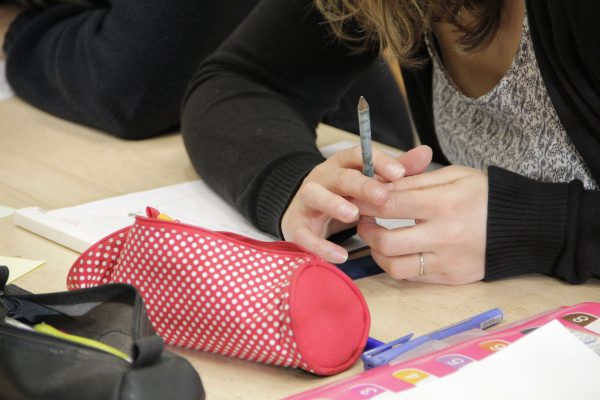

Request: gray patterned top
left=428, top=11, right=598, bottom=190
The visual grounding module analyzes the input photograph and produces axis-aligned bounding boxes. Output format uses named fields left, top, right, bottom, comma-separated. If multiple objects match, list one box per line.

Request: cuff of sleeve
left=254, top=152, right=326, bottom=238
left=484, top=166, right=570, bottom=281
left=3, top=8, right=41, bottom=55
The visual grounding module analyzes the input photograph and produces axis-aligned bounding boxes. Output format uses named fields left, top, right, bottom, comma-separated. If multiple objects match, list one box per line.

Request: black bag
left=0, top=266, right=205, bottom=400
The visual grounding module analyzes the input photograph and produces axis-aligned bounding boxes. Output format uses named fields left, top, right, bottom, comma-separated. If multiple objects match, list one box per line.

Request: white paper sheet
left=374, top=320, right=600, bottom=400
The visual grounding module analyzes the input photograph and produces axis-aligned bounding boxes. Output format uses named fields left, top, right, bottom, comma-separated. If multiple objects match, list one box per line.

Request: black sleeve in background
left=182, top=0, right=378, bottom=237
left=4, top=1, right=260, bottom=138
left=485, top=167, right=600, bottom=284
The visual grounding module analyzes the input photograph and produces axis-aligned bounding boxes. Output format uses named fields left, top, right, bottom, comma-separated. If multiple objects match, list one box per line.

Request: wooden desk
left=1, top=97, right=599, bottom=399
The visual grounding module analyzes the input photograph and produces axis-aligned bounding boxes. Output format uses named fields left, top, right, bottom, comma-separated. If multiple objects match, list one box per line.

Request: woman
left=182, top=0, right=600, bottom=285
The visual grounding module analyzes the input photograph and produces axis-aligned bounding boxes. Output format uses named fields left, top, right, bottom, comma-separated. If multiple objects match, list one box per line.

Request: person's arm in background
left=182, top=0, right=431, bottom=263
left=0, top=4, right=23, bottom=59
left=2, top=0, right=258, bottom=138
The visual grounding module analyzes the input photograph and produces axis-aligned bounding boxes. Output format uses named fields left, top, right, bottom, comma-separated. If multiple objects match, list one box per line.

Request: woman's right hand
left=281, top=145, right=433, bottom=263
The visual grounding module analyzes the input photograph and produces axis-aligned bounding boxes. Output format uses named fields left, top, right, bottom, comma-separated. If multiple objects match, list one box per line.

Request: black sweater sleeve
left=484, top=1, right=600, bottom=283
left=3, top=1, right=259, bottom=138
left=485, top=167, right=600, bottom=284
left=181, top=0, right=377, bottom=237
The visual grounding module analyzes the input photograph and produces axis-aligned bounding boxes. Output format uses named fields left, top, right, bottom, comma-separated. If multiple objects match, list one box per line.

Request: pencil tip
left=357, top=96, right=369, bottom=112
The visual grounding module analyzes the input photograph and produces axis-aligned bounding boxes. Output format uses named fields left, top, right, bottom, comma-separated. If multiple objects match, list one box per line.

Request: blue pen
left=365, top=337, right=384, bottom=351
left=361, top=308, right=503, bottom=370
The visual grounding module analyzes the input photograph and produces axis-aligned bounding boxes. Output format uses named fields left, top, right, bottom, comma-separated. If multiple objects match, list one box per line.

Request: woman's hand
left=281, top=145, right=433, bottom=263
left=357, top=165, right=488, bottom=285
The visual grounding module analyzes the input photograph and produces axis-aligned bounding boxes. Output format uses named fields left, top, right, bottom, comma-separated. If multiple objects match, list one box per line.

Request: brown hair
left=314, top=0, right=504, bottom=66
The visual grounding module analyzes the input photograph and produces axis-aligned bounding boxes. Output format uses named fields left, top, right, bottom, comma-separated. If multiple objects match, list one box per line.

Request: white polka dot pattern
left=66, top=215, right=346, bottom=372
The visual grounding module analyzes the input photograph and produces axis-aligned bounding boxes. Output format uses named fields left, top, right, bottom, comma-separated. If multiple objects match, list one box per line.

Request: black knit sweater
left=3, top=1, right=261, bottom=138
left=182, top=0, right=600, bottom=284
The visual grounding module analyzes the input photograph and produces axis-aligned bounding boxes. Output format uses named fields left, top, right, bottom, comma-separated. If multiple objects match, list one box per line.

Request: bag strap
left=131, top=335, right=165, bottom=368
left=0, top=265, right=8, bottom=292
left=0, top=267, right=55, bottom=323
left=0, top=297, right=62, bottom=323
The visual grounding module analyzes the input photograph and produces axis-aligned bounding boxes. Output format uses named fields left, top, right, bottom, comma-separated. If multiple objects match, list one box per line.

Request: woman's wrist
left=255, top=152, right=325, bottom=238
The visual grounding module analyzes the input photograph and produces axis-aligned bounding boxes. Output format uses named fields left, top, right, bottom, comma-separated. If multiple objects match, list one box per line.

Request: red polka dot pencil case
left=67, top=207, right=370, bottom=375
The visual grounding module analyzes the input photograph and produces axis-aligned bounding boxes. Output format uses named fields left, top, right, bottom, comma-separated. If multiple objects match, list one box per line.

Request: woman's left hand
left=356, top=165, right=488, bottom=285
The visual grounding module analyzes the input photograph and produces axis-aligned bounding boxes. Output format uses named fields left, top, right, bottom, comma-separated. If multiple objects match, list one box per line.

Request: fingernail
left=327, top=248, right=348, bottom=264
left=385, top=163, right=405, bottom=179
left=337, top=203, right=358, bottom=219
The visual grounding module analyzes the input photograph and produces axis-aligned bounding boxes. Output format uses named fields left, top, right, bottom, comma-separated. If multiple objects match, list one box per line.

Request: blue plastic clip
left=361, top=308, right=503, bottom=370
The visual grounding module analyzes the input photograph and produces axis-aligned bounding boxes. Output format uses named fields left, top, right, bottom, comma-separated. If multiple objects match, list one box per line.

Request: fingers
left=353, top=167, right=487, bottom=286
left=387, top=165, right=475, bottom=191
left=335, top=145, right=406, bottom=181
left=317, top=167, right=389, bottom=205
left=372, top=251, right=457, bottom=284
left=355, top=221, right=434, bottom=281
left=358, top=218, right=456, bottom=283
left=371, top=250, right=483, bottom=285
left=396, top=145, right=433, bottom=176
left=377, top=251, right=484, bottom=285
left=354, top=188, right=439, bottom=220
left=359, top=215, right=486, bottom=285
left=300, top=182, right=359, bottom=223
left=322, top=145, right=433, bottom=206
left=372, top=147, right=406, bottom=181
left=319, top=145, right=424, bottom=206
left=370, top=251, right=435, bottom=280
left=353, top=166, right=484, bottom=219
left=292, top=226, right=348, bottom=264
left=358, top=217, right=434, bottom=256
left=280, top=144, right=437, bottom=266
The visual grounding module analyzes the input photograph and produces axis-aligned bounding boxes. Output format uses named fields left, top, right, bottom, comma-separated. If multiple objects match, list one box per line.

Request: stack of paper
left=14, top=180, right=274, bottom=253
left=375, top=320, right=600, bottom=400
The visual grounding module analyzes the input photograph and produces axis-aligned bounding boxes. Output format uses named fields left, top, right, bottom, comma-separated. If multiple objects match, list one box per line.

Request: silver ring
left=419, top=253, right=425, bottom=276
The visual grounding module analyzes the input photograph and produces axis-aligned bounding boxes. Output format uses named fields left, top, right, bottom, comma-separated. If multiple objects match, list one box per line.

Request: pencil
left=357, top=96, right=374, bottom=177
